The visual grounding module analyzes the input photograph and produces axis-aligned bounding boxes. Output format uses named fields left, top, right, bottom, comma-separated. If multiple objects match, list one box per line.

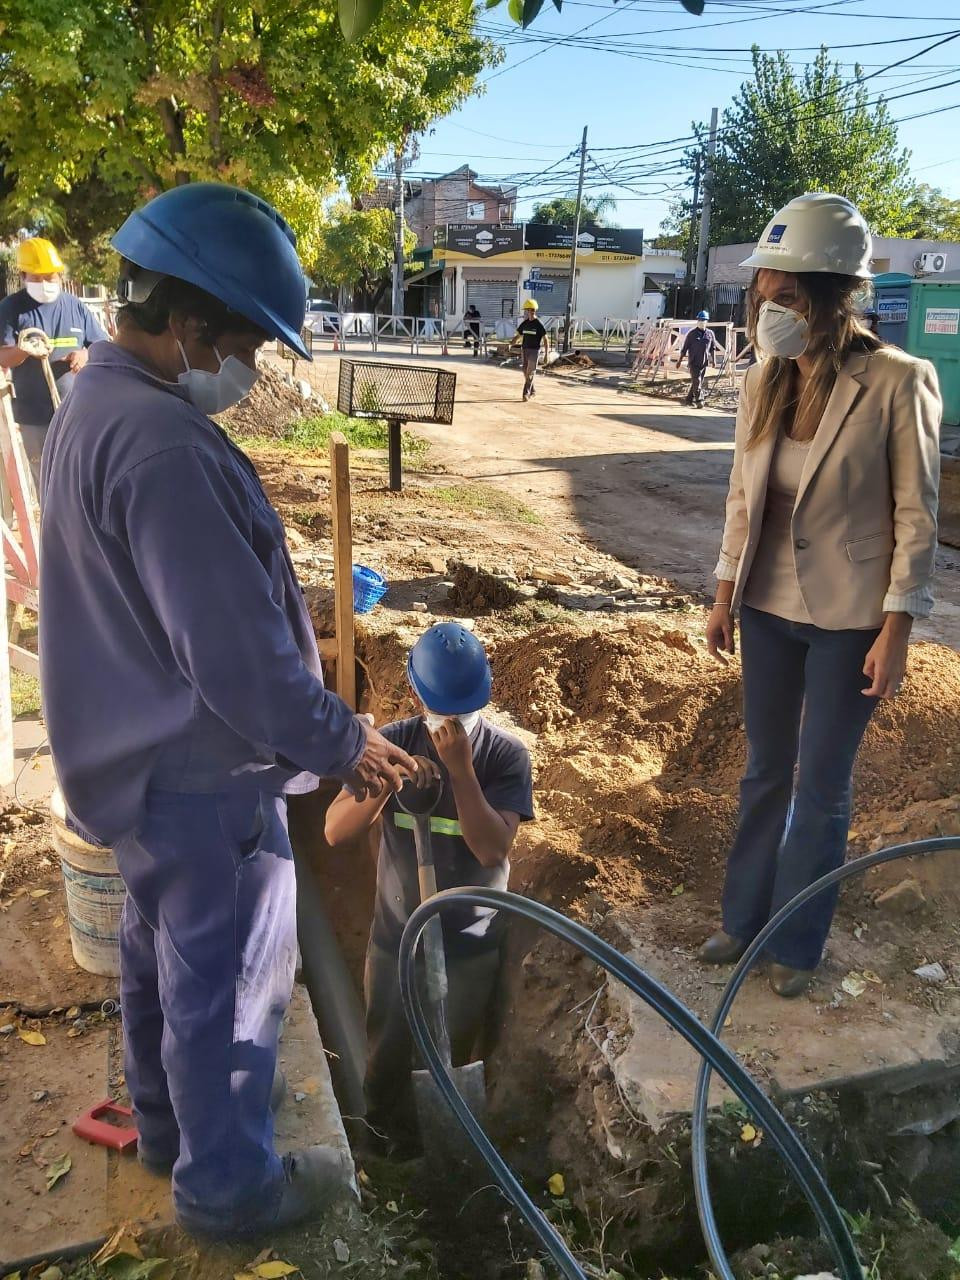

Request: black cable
left=399, top=887, right=862, bottom=1280
left=691, top=835, right=960, bottom=1280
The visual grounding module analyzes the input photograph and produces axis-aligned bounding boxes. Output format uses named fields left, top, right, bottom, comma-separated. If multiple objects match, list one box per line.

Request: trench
left=287, top=624, right=960, bottom=1279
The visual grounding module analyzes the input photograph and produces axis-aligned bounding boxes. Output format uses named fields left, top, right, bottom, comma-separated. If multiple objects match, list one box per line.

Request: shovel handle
left=410, top=814, right=453, bottom=1068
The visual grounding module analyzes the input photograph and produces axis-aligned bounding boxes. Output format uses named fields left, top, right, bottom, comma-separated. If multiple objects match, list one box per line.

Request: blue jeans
left=115, top=788, right=297, bottom=1234
left=721, top=606, right=880, bottom=970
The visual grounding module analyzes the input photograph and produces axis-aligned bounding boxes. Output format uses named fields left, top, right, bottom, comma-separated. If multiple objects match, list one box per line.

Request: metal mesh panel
left=337, top=360, right=456, bottom=424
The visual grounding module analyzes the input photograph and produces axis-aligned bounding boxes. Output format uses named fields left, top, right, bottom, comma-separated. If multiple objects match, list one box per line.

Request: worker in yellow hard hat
left=0, top=237, right=109, bottom=493
left=516, top=297, right=549, bottom=401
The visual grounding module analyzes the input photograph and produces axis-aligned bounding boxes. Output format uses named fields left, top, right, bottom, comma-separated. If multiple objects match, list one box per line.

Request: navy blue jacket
left=680, top=326, right=718, bottom=369
left=39, top=342, right=364, bottom=844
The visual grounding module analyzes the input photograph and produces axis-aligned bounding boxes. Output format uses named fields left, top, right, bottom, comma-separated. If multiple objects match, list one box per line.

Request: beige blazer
left=718, top=347, right=942, bottom=630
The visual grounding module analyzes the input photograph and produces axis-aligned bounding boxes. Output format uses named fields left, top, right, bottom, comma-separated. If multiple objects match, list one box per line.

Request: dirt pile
left=220, top=363, right=308, bottom=437
left=448, top=561, right=524, bottom=612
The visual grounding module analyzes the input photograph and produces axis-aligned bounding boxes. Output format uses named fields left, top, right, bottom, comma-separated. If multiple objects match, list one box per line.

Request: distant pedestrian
left=517, top=298, right=549, bottom=401
left=464, top=304, right=482, bottom=356
left=677, top=309, right=718, bottom=407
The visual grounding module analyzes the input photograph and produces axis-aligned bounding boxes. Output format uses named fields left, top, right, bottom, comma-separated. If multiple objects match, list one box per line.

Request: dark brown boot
left=697, top=930, right=747, bottom=965
left=769, top=963, right=814, bottom=998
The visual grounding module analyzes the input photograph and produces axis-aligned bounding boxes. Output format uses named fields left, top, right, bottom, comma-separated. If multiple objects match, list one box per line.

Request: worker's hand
left=342, top=718, right=418, bottom=800
left=706, top=603, right=736, bottom=664
left=862, top=617, right=910, bottom=700
left=410, top=754, right=442, bottom=790
left=428, top=718, right=474, bottom=780
left=17, top=328, right=53, bottom=359
left=64, top=348, right=88, bottom=374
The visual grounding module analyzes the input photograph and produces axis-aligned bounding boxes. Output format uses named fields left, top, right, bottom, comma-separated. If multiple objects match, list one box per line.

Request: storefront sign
left=523, top=279, right=555, bottom=292
left=523, top=223, right=644, bottom=261
left=435, top=223, right=523, bottom=257
left=924, top=307, right=960, bottom=335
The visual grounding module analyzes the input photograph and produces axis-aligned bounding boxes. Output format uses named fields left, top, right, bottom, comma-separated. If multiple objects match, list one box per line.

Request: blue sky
left=413, top=0, right=960, bottom=239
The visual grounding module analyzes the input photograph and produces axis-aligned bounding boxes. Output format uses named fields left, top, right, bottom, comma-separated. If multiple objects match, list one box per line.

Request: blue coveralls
left=39, top=342, right=365, bottom=1233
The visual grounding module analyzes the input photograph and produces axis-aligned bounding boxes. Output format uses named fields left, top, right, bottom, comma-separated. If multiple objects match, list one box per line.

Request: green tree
left=664, top=46, right=916, bottom=247
left=0, top=0, right=497, bottom=272
left=311, top=203, right=417, bottom=308
left=901, top=184, right=960, bottom=241
left=530, top=194, right=617, bottom=226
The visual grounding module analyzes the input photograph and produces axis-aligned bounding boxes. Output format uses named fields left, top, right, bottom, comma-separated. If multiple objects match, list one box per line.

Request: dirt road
left=295, top=347, right=960, bottom=649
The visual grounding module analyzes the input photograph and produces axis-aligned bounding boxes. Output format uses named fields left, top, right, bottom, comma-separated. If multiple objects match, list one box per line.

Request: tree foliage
left=529, top=193, right=617, bottom=226
left=310, top=203, right=416, bottom=308
left=0, top=0, right=497, bottom=271
left=900, top=184, right=960, bottom=242
left=662, top=46, right=921, bottom=246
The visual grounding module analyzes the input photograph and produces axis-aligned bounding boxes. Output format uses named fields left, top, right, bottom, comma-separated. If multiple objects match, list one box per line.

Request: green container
left=904, top=275, right=960, bottom=428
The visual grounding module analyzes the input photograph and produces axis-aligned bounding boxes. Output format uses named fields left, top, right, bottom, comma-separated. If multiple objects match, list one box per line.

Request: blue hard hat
left=111, top=183, right=310, bottom=359
left=696, top=310, right=710, bottom=320
left=407, top=624, right=492, bottom=715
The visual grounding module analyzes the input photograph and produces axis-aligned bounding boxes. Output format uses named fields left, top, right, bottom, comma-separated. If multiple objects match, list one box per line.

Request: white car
left=305, top=299, right=340, bottom=335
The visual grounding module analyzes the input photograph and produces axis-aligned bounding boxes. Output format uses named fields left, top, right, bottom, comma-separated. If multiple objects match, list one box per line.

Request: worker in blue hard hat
left=38, top=183, right=417, bottom=1237
left=325, top=623, right=534, bottom=1157
left=677, top=308, right=719, bottom=407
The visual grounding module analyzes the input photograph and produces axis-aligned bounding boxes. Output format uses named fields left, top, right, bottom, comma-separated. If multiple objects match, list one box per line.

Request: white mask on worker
left=26, top=281, right=61, bottom=305
left=424, top=711, right=482, bottom=737
left=177, top=341, right=259, bottom=415
left=756, top=301, right=809, bottom=359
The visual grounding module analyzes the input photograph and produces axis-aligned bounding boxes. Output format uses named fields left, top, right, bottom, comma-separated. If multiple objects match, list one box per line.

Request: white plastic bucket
left=51, top=789, right=125, bottom=977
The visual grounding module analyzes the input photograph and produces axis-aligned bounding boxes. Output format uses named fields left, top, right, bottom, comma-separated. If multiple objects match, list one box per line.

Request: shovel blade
left=412, top=1058, right=487, bottom=1176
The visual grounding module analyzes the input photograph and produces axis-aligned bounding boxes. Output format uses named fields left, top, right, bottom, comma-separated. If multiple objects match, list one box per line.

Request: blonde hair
left=744, top=272, right=882, bottom=447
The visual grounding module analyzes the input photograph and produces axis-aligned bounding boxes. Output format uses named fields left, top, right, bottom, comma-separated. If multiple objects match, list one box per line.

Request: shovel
left=396, top=777, right=488, bottom=1173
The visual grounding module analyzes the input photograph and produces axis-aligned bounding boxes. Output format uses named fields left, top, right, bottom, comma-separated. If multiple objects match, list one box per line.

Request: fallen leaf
left=37, top=1268, right=63, bottom=1280
left=18, top=1029, right=46, bottom=1046
left=101, top=1259, right=172, bottom=1280
left=42, top=1128, right=58, bottom=1138
left=29, top=888, right=51, bottom=898
left=333, top=1239, right=350, bottom=1264
left=670, top=883, right=684, bottom=897
left=723, top=1015, right=733, bottom=1029
left=252, top=1263, right=300, bottom=1279
left=0, top=1008, right=17, bottom=1029
left=65, top=1006, right=81, bottom=1020
left=18, top=1139, right=37, bottom=1159
left=358, top=1168, right=372, bottom=1187
left=234, top=1273, right=257, bottom=1280
left=841, top=974, right=867, bottom=998
left=52, top=914, right=65, bottom=928
left=295, top=1077, right=320, bottom=1096
left=45, top=1154, right=72, bottom=1190
left=67, top=1025, right=84, bottom=1038
left=93, top=1228, right=144, bottom=1265
left=547, top=1172, right=565, bottom=1196
left=862, top=970, right=883, bottom=984
left=740, top=1124, right=757, bottom=1143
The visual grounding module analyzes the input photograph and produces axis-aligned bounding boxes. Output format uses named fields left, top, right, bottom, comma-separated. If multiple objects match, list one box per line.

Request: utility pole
left=685, top=151, right=702, bottom=287
left=694, top=107, right=718, bottom=295
left=562, top=125, right=588, bottom=354
left=391, top=132, right=407, bottom=319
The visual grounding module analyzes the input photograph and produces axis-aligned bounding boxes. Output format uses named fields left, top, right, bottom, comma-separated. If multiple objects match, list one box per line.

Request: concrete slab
left=605, top=896, right=960, bottom=1132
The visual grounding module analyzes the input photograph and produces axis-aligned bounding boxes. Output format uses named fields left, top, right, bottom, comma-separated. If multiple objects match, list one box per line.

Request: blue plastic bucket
left=353, top=564, right=388, bottom=614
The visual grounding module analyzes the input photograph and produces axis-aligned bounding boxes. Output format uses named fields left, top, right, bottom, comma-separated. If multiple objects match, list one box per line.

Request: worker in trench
left=0, top=237, right=108, bottom=496
left=516, top=297, right=550, bottom=401
left=703, top=193, right=941, bottom=998
left=37, top=183, right=418, bottom=1237
left=325, top=624, right=534, bottom=1157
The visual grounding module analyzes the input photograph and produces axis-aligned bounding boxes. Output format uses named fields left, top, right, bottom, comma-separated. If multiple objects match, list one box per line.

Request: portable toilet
left=871, top=272, right=913, bottom=349
left=904, top=271, right=960, bottom=428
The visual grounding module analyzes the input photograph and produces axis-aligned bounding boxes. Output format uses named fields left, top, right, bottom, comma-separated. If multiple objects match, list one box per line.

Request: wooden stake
left=329, top=431, right=356, bottom=711
left=388, top=418, right=402, bottom=492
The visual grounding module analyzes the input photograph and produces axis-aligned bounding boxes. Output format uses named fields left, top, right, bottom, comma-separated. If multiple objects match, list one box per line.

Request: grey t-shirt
left=372, top=716, right=534, bottom=956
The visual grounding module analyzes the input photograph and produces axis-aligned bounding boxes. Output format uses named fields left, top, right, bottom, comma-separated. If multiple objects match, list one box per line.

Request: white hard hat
left=740, top=193, right=873, bottom=278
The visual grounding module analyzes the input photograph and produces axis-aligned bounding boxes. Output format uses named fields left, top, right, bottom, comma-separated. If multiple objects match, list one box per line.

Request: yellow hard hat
left=17, top=238, right=65, bottom=275
left=522, top=298, right=539, bottom=311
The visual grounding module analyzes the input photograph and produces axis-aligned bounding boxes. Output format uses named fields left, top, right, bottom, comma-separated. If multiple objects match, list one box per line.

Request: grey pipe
left=293, top=843, right=368, bottom=1123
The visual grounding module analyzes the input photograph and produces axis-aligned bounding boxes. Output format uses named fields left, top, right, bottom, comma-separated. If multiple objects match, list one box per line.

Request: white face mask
left=756, top=300, right=809, bottom=359
left=177, top=340, right=259, bottom=415
left=26, top=281, right=61, bottom=305
left=424, top=711, right=482, bottom=737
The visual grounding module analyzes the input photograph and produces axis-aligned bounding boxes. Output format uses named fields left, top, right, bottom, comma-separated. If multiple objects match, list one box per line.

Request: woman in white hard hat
left=701, top=193, right=941, bottom=997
